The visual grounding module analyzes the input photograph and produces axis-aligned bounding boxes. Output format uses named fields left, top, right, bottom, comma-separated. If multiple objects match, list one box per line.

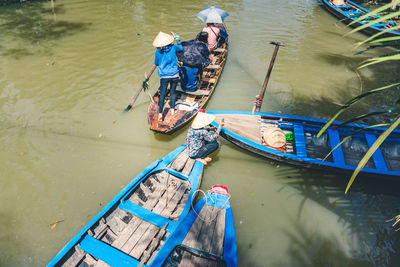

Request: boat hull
left=207, top=110, right=400, bottom=178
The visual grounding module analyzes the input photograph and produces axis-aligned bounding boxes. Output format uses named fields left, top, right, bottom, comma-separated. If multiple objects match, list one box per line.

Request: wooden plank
left=138, top=223, right=168, bottom=266
left=128, top=180, right=188, bottom=259
left=182, top=158, right=196, bottom=176
left=182, top=205, right=208, bottom=248
left=210, top=209, right=226, bottom=257
left=204, top=64, right=220, bottom=69
left=195, top=206, right=218, bottom=252
left=93, top=259, right=111, bottom=267
left=328, top=129, right=346, bottom=166
left=213, top=48, right=227, bottom=53
left=365, top=133, right=388, bottom=171
left=61, top=246, right=86, bottom=267
left=294, top=124, right=307, bottom=158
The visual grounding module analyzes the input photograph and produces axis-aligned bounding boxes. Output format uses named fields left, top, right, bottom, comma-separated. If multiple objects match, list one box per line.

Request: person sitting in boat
left=153, top=31, right=183, bottom=121
left=332, top=0, right=346, bottom=5
left=178, top=32, right=210, bottom=92
left=202, top=23, right=220, bottom=51
left=186, top=111, right=224, bottom=165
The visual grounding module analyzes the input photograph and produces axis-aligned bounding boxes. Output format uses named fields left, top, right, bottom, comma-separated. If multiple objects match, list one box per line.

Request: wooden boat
left=321, top=0, right=400, bottom=37
left=48, top=145, right=203, bottom=267
left=148, top=23, right=228, bottom=134
left=207, top=110, right=400, bottom=178
left=149, top=185, right=237, bottom=267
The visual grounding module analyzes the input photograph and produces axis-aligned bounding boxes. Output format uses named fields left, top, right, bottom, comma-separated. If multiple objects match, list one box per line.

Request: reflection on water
left=1, top=0, right=400, bottom=266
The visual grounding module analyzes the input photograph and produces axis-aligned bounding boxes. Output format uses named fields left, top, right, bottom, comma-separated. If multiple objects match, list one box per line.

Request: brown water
left=1, top=0, right=400, bottom=266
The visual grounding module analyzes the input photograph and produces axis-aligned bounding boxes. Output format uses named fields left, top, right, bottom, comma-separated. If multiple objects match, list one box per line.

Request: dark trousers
left=192, top=140, right=219, bottom=159
left=159, top=77, right=178, bottom=113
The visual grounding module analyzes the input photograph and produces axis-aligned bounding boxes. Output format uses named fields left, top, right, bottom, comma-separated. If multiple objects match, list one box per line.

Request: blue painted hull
left=47, top=144, right=204, bottom=267
left=149, top=185, right=237, bottom=267
left=321, top=0, right=400, bottom=37
left=207, top=110, right=400, bottom=178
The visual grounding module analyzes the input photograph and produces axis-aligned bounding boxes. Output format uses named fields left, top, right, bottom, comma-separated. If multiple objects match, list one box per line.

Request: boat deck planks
left=49, top=146, right=203, bottom=267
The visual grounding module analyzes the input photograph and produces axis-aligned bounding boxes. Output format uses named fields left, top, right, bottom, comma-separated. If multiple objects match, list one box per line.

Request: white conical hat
left=191, top=112, right=216, bottom=129
left=152, top=32, right=174, bottom=47
left=263, top=126, right=286, bottom=148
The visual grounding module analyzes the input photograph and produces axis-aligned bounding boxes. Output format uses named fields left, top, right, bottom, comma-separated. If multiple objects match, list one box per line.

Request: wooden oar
left=123, top=65, right=157, bottom=112
left=252, top=41, right=284, bottom=114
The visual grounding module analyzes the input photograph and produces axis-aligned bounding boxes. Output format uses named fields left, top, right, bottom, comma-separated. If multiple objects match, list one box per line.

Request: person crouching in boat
left=179, top=32, right=210, bottom=92
left=186, top=111, right=224, bottom=165
left=202, top=23, right=220, bottom=51
left=153, top=31, right=183, bottom=121
left=332, top=0, right=346, bottom=5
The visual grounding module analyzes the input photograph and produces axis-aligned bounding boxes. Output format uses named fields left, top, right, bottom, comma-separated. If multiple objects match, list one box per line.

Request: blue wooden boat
left=321, top=0, right=400, bottom=37
left=207, top=110, right=400, bottom=178
left=48, top=145, right=203, bottom=267
left=149, top=185, right=237, bottom=267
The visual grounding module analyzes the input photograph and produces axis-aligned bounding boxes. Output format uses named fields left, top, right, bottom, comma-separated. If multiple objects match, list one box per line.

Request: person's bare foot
left=204, top=157, right=212, bottom=162
left=197, top=159, right=208, bottom=165
left=170, top=109, right=175, bottom=116
left=158, top=113, right=163, bottom=122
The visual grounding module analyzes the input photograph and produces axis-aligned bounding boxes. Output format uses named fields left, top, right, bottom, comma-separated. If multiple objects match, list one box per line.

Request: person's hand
left=220, top=118, right=225, bottom=127
left=174, top=33, right=180, bottom=42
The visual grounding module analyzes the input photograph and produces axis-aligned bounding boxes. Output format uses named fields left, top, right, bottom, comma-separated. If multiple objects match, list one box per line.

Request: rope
left=190, top=189, right=231, bottom=223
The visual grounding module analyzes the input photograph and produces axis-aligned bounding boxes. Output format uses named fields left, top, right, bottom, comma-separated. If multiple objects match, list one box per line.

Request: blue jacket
left=154, top=43, right=183, bottom=78
left=179, top=65, right=200, bottom=91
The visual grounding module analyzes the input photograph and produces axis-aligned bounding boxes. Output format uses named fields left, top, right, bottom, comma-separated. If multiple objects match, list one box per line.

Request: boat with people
left=207, top=110, right=400, bottom=178
left=147, top=7, right=229, bottom=135
left=149, top=185, right=237, bottom=267
left=47, top=145, right=203, bottom=267
left=321, top=0, right=400, bottom=37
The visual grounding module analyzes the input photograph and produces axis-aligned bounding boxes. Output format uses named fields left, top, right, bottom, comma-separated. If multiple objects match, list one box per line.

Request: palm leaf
left=317, top=83, right=400, bottom=137
left=323, top=123, right=390, bottom=161
left=348, top=0, right=400, bottom=27
left=356, top=25, right=400, bottom=46
left=359, top=54, right=400, bottom=68
left=345, top=115, right=400, bottom=194
left=337, top=109, right=399, bottom=128
left=347, top=11, right=400, bottom=36
left=368, top=36, right=400, bottom=44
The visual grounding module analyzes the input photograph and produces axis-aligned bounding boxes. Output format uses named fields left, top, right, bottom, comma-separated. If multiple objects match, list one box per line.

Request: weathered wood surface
left=59, top=151, right=197, bottom=267
left=214, top=114, right=262, bottom=144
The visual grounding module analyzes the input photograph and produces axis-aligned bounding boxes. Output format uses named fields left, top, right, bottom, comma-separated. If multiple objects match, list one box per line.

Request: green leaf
left=347, top=11, right=400, bottom=36
left=316, top=83, right=400, bottom=137
left=356, top=25, right=400, bottom=46
left=368, top=36, right=400, bottom=44
left=348, top=0, right=400, bottom=27
left=323, top=123, right=390, bottom=161
left=345, top=116, right=400, bottom=194
left=359, top=54, right=400, bottom=68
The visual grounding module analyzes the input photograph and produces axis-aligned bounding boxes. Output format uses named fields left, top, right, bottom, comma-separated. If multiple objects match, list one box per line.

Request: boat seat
left=212, top=48, right=227, bottom=53
left=343, top=10, right=363, bottom=16
left=328, top=129, right=346, bottom=166
left=372, top=23, right=387, bottom=28
left=80, top=235, right=140, bottom=266
left=336, top=5, right=352, bottom=9
left=293, top=124, right=307, bottom=158
left=119, top=200, right=176, bottom=232
left=204, top=64, right=221, bottom=70
left=176, top=86, right=210, bottom=96
left=364, top=133, right=388, bottom=172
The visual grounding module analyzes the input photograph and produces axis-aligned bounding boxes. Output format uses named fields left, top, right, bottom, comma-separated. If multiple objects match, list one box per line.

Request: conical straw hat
left=263, top=126, right=286, bottom=148
left=191, top=112, right=216, bottom=129
left=153, top=32, right=174, bottom=47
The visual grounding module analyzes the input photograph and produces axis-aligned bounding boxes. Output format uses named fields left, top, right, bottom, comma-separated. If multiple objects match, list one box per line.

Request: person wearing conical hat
left=186, top=111, right=224, bottom=165
left=153, top=31, right=183, bottom=121
left=332, top=0, right=346, bottom=5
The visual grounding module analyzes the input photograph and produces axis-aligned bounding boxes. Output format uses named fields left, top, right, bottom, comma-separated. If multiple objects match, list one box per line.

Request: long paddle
left=252, top=41, right=284, bottom=114
left=123, top=65, right=157, bottom=112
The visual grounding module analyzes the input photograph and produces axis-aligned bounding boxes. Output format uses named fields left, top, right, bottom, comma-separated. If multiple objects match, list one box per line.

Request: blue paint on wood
left=294, top=124, right=307, bottom=158
left=365, top=133, right=388, bottom=171
left=328, top=129, right=346, bottom=166
left=165, top=167, right=189, bottom=181
left=119, top=200, right=176, bottom=232
left=80, top=235, right=139, bottom=266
